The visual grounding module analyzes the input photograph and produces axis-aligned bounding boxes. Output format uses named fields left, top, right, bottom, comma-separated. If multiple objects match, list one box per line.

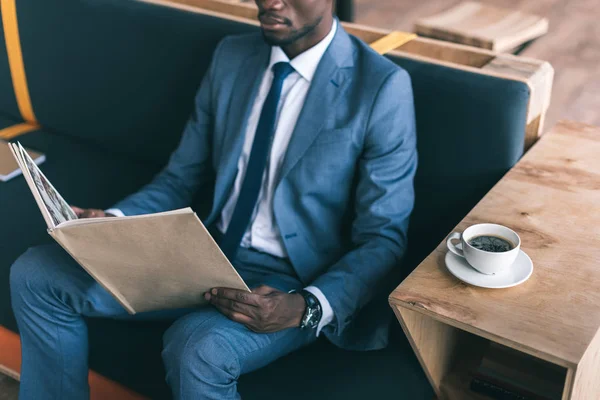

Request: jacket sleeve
left=310, top=69, right=418, bottom=336
left=110, top=40, right=225, bottom=216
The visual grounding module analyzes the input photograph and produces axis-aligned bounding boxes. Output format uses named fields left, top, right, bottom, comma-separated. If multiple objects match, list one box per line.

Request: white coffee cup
left=446, top=223, right=521, bottom=275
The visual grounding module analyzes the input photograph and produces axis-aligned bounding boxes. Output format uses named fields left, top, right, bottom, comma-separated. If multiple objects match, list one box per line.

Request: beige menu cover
left=0, top=140, right=45, bottom=182
left=50, top=209, right=249, bottom=314
left=7, top=140, right=249, bottom=314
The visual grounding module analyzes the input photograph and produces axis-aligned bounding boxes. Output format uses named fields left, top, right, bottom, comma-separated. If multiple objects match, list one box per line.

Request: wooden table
left=389, top=120, right=600, bottom=400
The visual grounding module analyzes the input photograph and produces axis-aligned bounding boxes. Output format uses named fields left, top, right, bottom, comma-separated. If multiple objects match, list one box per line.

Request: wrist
left=291, top=289, right=322, bottom=330
left=289, top=293, right=306, bottom=328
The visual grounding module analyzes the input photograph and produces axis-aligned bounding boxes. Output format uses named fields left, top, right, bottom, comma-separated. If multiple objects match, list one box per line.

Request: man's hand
left=71, top=206, right=116, bottom=219
left=205, top=285, right=306, bottom=333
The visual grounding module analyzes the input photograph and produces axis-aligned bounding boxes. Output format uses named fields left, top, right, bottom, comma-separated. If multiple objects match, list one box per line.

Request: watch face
left=300, top=290, right=322, bottom=329
left=304, top=304, right=322, bottom=329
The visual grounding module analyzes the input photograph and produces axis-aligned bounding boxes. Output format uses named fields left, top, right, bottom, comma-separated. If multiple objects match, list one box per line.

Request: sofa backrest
left=11, top=0, right=257, bottom=164
left=0, top=13, right=20, bottom=121
left=0, top=0, right=542, bottom=268
left=389, top=56, right=529, bottom=267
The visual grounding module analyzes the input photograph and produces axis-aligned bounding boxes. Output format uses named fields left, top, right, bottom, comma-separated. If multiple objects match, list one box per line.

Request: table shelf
left=392, top=304, right=569, bottom=400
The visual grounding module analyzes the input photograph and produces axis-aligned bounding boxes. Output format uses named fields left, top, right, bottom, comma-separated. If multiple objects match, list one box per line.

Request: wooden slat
left=369, top=31, right=416, bottom=55
left=0, top=123, right=39, bottom=140
left=1, top=0, right=38, bottom=123
left=392, top=304, right=461, bottom=399
left=568, top=328, right=600, bottom=399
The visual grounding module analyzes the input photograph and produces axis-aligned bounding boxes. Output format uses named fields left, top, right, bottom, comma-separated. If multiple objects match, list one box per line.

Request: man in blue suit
left=10, top=0, right=417, bottom=398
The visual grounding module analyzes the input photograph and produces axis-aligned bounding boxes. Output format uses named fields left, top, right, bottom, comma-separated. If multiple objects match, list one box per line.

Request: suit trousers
left=10, top=243, right=317, bottom=400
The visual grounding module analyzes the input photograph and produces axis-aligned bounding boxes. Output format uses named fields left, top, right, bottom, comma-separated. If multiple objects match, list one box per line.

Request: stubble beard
left=262, top=16, right=323, bottom=47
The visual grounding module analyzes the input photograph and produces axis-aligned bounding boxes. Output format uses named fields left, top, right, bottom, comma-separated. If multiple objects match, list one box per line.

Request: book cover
left=8, top=141, right=250, bottom=313
left=472, top=342, right=563, bottom=400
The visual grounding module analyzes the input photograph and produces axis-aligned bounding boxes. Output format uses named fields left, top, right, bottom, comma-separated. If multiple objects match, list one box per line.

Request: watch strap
left=292, top=289, right=323, bottom=329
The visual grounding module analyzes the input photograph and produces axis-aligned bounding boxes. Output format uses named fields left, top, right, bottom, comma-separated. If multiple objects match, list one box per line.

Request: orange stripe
left=0, top=122, right=39, bottom=139
left=0, top=326, right=148, bottom=400
left=370, top=31, right=417, bottom=55
left=89, top=370, right=148, bottom=400
left=1, top=0, right=37, bottom=123
left=0, top=326, right=20, bottom=379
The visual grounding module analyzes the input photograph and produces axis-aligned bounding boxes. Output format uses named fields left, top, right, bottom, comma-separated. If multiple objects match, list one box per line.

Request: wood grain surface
left=568, top=327, right=600, bottom=399
left=390, top=120, right=600, bottom=370
left=415, top=1, right=549, bottom=52
left=353, top=0, right=600, bottom=130
left=392, top=305, right=460, bottom=398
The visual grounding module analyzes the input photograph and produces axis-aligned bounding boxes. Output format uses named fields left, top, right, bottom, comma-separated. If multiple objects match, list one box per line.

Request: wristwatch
left=292, top=289, right=323, bottom=329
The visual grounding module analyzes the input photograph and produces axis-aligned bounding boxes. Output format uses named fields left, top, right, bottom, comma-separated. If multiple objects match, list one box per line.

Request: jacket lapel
left=211, top=42, right=269, bottom=219
left=278, top=26, right=355, bottom=183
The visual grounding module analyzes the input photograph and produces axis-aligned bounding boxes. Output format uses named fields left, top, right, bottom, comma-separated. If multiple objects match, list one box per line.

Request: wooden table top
left=389, top=120, right=600, bottom=368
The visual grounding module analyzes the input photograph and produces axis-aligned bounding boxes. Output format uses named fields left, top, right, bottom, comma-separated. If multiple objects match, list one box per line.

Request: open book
left=9, top=142, right=249, bottom=314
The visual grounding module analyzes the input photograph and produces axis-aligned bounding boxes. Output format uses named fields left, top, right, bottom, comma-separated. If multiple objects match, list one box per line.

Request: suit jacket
left=113, top=25, right=418, bottom=350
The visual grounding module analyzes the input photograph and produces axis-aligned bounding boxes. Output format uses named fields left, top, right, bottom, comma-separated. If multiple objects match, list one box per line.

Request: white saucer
left=445, top=248, right=533, bottom=289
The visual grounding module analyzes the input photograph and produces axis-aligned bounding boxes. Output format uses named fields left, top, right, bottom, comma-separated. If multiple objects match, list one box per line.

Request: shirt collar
left=268, top=19, right=338, bottom=82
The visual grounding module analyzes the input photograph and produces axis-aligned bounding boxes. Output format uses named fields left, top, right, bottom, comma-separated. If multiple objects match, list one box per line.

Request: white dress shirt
left=107, top=20, right=337, bottom=335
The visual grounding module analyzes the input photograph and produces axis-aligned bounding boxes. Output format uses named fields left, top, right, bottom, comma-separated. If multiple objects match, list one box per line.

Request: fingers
left=208, top=288, right=261, bottom=306
left=71, top=205, right=84, bottom=217
left=81, top=209, right=105, bottom=218
left=208, top=293, right=256, bottom=318
left=70, top=207, right=104, bottom=219
left=205, top=287, right=284, bottom=333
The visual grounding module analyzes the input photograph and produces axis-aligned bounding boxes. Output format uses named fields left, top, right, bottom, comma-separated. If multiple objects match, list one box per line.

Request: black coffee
left=468, top=235, right=514, bottom=253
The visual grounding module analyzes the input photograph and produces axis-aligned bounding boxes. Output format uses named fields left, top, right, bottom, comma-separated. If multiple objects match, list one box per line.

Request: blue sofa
left=0, top=0, right=545, bottom=398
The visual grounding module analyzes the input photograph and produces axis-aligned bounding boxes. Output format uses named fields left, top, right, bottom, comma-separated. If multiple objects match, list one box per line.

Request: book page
left=15, top=142, right=77, bottom=229
left=8, top=143, right=53, bottom=228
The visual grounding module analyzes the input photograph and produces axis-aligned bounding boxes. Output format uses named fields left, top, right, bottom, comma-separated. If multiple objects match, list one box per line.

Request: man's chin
left=261, top=30, right=294, bottom=47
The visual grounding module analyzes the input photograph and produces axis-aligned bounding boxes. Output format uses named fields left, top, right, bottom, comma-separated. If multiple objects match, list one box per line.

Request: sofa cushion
left=239, top=328, right=433, bottom=400
left=15, top=0, right=256, bottom=165
left=82, top=318, right=433, bottom=400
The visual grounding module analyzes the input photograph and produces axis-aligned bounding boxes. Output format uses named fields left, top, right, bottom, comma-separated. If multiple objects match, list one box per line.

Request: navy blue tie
left=220, top=62, right=295, bottom=260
